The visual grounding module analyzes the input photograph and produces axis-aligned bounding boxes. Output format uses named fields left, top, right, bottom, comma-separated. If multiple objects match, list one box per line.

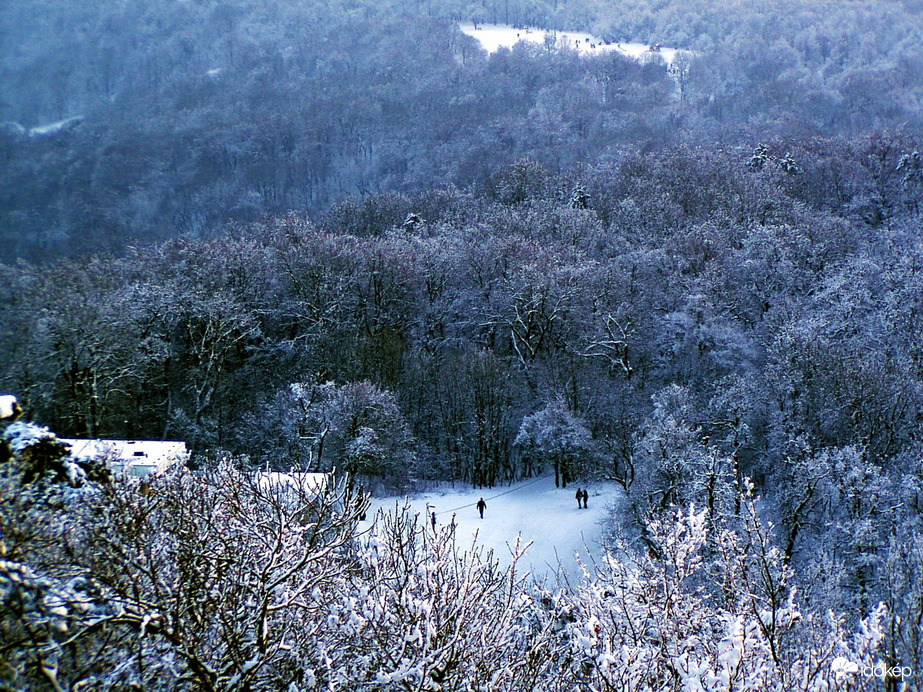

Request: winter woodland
left=3, top=0, right=923, bottom=689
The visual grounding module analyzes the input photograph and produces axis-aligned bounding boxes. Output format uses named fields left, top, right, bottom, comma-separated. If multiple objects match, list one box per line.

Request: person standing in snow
left=581, top=489, right=589, bottom=509
left=476, top=497, right=486, bottom=519
left=431, top=511, right=437, bottom=531
left=575, top=488, right=583, bottom=508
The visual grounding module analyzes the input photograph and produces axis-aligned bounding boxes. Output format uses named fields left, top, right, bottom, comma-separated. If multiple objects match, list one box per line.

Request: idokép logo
left=831, top=657, right=913, bottom=680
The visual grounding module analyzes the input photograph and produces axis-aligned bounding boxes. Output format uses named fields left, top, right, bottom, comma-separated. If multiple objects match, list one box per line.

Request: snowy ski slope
left=363, top=475, right=624, bottom=583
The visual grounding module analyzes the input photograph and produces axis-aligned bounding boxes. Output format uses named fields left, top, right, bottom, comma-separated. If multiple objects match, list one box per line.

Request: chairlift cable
left=432, top=473, right=553, bottom=516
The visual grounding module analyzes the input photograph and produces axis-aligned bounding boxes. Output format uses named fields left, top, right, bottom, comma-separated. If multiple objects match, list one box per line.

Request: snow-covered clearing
left=362, top=475, right=624, bottom=584
left=460, top=22, right=683, bottom=66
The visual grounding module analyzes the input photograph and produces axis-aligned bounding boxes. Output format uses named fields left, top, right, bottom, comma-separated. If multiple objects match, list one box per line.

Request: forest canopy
left=0, top=0, right=920, bottom=259
left=2, top=0, right=923, bottom=687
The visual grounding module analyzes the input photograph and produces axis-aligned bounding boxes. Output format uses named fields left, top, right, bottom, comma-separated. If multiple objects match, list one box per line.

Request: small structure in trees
left=255, top=471, right=330, bottom=500
left=253, top=470, right=336, bottom=523
left=62, top=439, right=188, bottom=477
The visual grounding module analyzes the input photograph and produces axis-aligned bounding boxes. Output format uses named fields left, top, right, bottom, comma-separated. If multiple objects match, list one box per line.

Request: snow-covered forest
left=2, top=0, right=923, bottom=689
left=0, top=424, right=900, bottom=689
left=1, top=0, right=922, bottom=259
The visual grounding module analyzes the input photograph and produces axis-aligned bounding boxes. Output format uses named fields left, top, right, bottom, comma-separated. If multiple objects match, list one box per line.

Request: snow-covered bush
left=0, top=416, right=898, bottom=691
left=317, top=507, right=557, bottom=691
left=2, top=420, right=86, bottom=485
left=1, top=454, right=368, bottom=690
left=559, top=499, right=889, bottom=691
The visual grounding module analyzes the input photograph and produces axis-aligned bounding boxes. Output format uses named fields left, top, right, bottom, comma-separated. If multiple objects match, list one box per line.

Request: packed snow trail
left=362, top=475, right=624, bottom=583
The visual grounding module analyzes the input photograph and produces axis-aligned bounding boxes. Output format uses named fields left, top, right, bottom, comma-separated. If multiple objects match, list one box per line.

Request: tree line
left=1, top=0, right=921, bottom=260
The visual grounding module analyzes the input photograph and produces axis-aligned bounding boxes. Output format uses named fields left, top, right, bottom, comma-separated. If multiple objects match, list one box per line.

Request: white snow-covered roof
left=62, top=439, right=188, bottom=477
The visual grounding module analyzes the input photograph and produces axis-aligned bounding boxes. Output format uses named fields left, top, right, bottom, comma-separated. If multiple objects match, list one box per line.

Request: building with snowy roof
left=253, top=471, right=336, bottom=522
left=61, top=439, right=188, bottom=477
left=255, top=471, right=330, bottom=497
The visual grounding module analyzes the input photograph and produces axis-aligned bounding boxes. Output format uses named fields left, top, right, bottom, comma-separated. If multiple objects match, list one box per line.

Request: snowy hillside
left=459, top=22, right=683, bottom=65
left=363, top=475, right=624, bottom=582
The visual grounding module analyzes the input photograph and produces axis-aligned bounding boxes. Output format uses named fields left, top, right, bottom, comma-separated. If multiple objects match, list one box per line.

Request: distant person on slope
left=581, top=488, right=589, bottom=509
left=575, top=488, right=583, bottom=508
left=477, top=497, right=487, bottom=519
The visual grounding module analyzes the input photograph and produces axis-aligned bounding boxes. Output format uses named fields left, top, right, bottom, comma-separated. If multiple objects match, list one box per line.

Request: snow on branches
left=560, top=501, right=888, bottom=691
left=1, top=434, right=892, bottom=691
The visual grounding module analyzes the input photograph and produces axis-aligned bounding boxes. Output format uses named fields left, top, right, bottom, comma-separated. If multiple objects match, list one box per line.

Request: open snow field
left=361, top=475, right=624, bottom=584
left=459, top=22, right=682, bottom=66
